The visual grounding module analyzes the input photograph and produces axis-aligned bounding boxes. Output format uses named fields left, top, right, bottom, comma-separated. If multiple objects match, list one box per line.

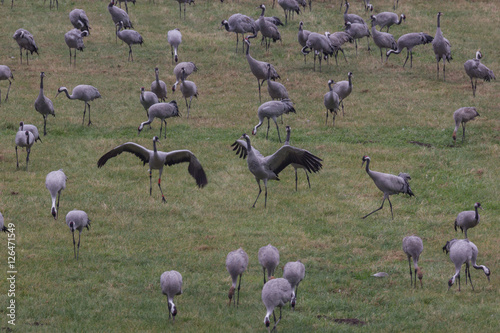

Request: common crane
left=34, top=72, right=55, bottom=135
left=432, top=12, right=452, bottom=80
left=301, top=32, right=335, bottom=72
left=252, top=99, right=295, bottom=142
left=344, top=1, right=365, bottom=24
left=454, top=202, right=482, bottom=239
left=167, top=29, right=182, bottom=64
left=386, top=32, right=433, bottom=68
left=116, top=21, right=143, bottom=62
left=226, top=248, right=249, bottom=307
left=179, top=67, right=198, bottom=118
left=344, top=21, right=371, bottom=56
left=56, top=85, right=101, bottom=126
left=256, top=4, right=281, bottom=51
left=172, top=62, right=197, bottom=92
left=65, top=210, right=91, bottom=260
left=266, top=64, right=289, bottom=101
left=0, top=65, right=14, bottom=104
left=324, top=79, right=340, bottom=125
left=12, top=28, right=39, bottom=65
left=371, top=12, right=405, bottom=32
left=176, top=0, right=195, bottom=20
left=108, top=0, right=133, bottom=43
left=331, top=72, right=353, bottom=116
left=64, top=29, right=88, bottom=66
left=160, top=270, right=183, bottom=322
left=69, top=9, right=90, bottom=33
left=221, top=14, right=257, bottom=53
left=140, top=87, right=159, bottom=120
left=151, top=67, right=168, bottom=101
left=15, top=130, right=35, bottom=171
left=138, top=101, right=179, bottom=138
left=278, top=0, right=300, bottom=25
left=262, top=278, right=292, bottom=332
left=402, top=235, right=423, bottom=288
left=297, top=21, right=311, bottom=64
left=370, top=17, right=396, bottom=63
left=258, top=244, right=280, bottom=284
left=283, top=260, right=305, bottom=309
left=452, top=107, right=480, bottom=142
left=18, top=122, right=41, bottom=143
left=464, top=50, right=495, bottom=97
left=45, top=169, right=67, bottom=220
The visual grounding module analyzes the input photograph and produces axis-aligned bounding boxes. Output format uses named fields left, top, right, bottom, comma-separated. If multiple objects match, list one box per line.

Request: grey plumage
left=331, top=72, right=353, bottom=116
left=34, top=72, right=55, bottom=135
left=256, top=4, right=281, bottom=51
left=283, top=260, right=305, bottom=309
left=262, top=278, right=292, bottom=332
left=160, top=270, right=183, bottom=321
left=116, top=21, right=143, bottom=62
left=56, top=85, right=101, bottom=126
left=172, top=62, right=197, bottom=92
left=69, top=9, right=90, bottom=33
left=402, top=235, right=423, bottom=288
left=266, top=64, right=289, bottom=101
left=325, top=31, right=353, bottom=65
left=361, top=156, right=414, bottom=219
left=176, top=0, right=195, bottom=20
left=151, top=67, right=168, bottom=101
left=454, top=202, right=482, bottom=239
left=344, top=1, right=365, bottom=24
left=464, top=51, right=495, bottom=97
left=324, top=79, right=340, bottom=126
left=97, top=136, right=208, bottom=202
left=231, top=134, right=322, bottom=207
left=116, top=0, right=135, bottom=13
left=301, top=32, right=335, bottom=72
left=432, top=12, right=452, bottom=80
left=226, top=248, right=249, bottom=307
left=372, top=12, right=405, bottom=32
left=370, top=17, right=396, bottom=63
left=452, top=107, right=479, bottom=142
left=167, top=29, right=182, bottom=64
left=179, top=67, right=198, bottom=119
left=140, top=87, right=159, bottom=119
left=65, top=210, right=91, bottom=260
left=138, top=101, right=179, bottom=138
left=12, top=28, right=39, bottom=65
left=258, top=244, right=280, bottom=284
left=345, top=21, right=371, bottom=56
left=65, top=29, right=88, bottom=66
left=386, top=32, right=433, bottom=68
left=278, top=0, right=300, bottom=25
left=252, top=99, right=296, bottom=142
left=108, top=0, right=133, bottom=43
left=297, top=21, right=311, bottom=64
left=284, top=126, right=319, bottom=190
left=15, top=130, right=35, bottom=171
left=0, top=212, right=8, bottom=233
left=0, top=65, right=14, bottom=104
left=45, top=169, right=67, bottom=219
left=45, top=0, right=58, bottom=9
left=18, top=122, right=41, bottom=143
left=221, top=14, right=257, bottom=53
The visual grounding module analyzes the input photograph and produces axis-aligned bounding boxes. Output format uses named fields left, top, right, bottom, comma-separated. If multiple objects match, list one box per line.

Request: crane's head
left=108, top=1, right=114, bottom=8
left=227, top=286, right=235, bottom=305
left=264, top=315, right=270, bottom=327
left=416, top=267, right=423, bottom=287
left=55, top=87, right=67, bottom=98
left=258, top=4, right=266, bottom=10
left=475, top=202, right=483, bottom=210
left=437, top=12, right=443, bottom=17
left=286, top=126, right=291, bottom=132
left=366, top=4, right=373, bottom=11
left=476, top=50, right=482, bottom=60
left=299, top=21, right=303, bottom=29
left=138, top=124, right=144, bottom=134
left=401, top=14, right=406, bottom=21
left=68, top=221, right=75, bottom=232
left=361, top=155, right=370, bottom=167
left=19, top=121, right=24, bottom=129
left=448, top=277, right=454, bottom=289
left=40, top=72, right=45, bottom=78
left=370, top=15, right=376, bottom=21
left=52, top=207, right=57, bottom=219
left=153, top=136, right=160, bottom=144
left=141, top=87, right=145, bottom=92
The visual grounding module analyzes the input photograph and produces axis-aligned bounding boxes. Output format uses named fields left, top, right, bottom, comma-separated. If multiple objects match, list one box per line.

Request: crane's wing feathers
left=231, top=140, right=264, bottom=159
left=163, top=150, right=208, bottom=188
left=97, top=142, right=151, bottom=168
left=266, top=145, right=323, bottom=175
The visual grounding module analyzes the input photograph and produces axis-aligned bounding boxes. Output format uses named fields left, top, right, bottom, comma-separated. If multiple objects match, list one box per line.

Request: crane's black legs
left=82, top=103, right=87, bottom=125
left=149, top=169, right=153, bottom=196
left=341, top=100, right=345, bottom=116
left=403, top=50, right=410, bottom=68
left=158, top=171, right=166, bottom=203
left=15, top=146, right=19, bottom=169
left=274, top=120, right=281, bottom=143
left=4, top=79, right=12, bottom=102
left=304, top=170, right=311, bottom=188
left=55, top=190, right=61, bottom=219
left=362, top=197, right=388, bottom=219
left=26, top=148, right=30, bottom=171
left=77, top=231, right=81, bottom=260
left=72, top=231, right=76, bottom=259
left=43, top=115, right=47, bottom=136
left=408, top=257, right=413, bottom=287
left=253, top=180, right=262, bottom=208
left=467, top=264, right=474, bottom=290
left=266, top=118, right=270, bottom=139
left=168, top=303, right=172, bottom=319
left=128, top=46, right=134, bottom=62
left=462, top=123, right=466, bottom=142
left=262, top=267, right=266, bottom=284
left=237, top=273, right=242, bottom=307
left=87, top=103, right=92, bottom=126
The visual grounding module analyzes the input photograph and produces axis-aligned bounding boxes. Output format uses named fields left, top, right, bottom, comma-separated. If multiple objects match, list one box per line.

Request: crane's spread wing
left=97, top=142, right=151, bottom=168
left=266, top=145, right=323, bottom=175
left=230, top=140, right=264, bottom=159
left=163, top=150, right=208, bottom=188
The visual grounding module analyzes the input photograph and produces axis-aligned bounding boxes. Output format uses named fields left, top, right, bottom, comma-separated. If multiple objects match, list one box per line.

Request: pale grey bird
left=108, top=0, right=133, bottom=43
left=452, top=107, right=480, bottom=142
left=56, top=85, right=101, bottom=126
left=297, top=21, right=311, bottom=64
left=65, top=209, right=91, bottom=260
left=34, top=72, right=55, bottom=135
left=0, top=65, right=14, bottom=104
left=324, top=79, right=340, bottom=126
left=266, top=64, right=289, bottom=101
left=301, top=32, right=335, bottom=72
left=138, top=101, right=179, bottom=138
left=45, top=169, right=67, bottom=220
left=283, top=260, right=305, bottom=309
left=344, top=21, right=371, bottom=56
left=176, top=0, right=195, bottom=20
left=262, top=277, right=292, bottom=332
left=324, top=31, right=353, bottom=65
left=443, top=239, right=490, bottom=291
left=370, top=17, right=396, bottom=63
left=454, top=202, right=483, bottom=239
left=172, top=62, right=197, bottom=92
left=432, top=12, right=452, bottom=80
left=65, top=29, right=88, bottom=66
left=231, top=134, right=322, bottom=207
left=464, top=50, right=495, bottom=97
left=116, top=0, right=135, bottom=13
left=97, top=136, right=208, bottom=203
left=331, top=72, right=353, bottom=116
left=69, top=8, right=90, bottom=33
left=254, top=16, right=284, bottom=34
left=151, top=67, right=168, bottom=101
left=244, top=38, right=280, bottom=103
left=160, top=270, right=183, bottom=322
left=179, top=67, right=198, bottom=119
left=220, top=14, right=257, bottom=53
left=402, top=235, right=423, bottom=288
left=278, top=0, right=300, bottom=25
left=256, top=4, right=282, bottom=51
left=15, top=130, right=35, bottom=171
left=363, top=0, right=373, bottom=11
left=372, top=12, right=405, bottom=32
left=226, top=248, right=249, bottom=307
left=386, top=32, right=433, bottom=68
left=284, top=126, right=319, bottom=190
left=167, top=29, right=182, bottom=64
left=344, top=1, right=365, bottom=24
left=0, top=212, right=8, bottom=233
left=12, top=28, right=39, bottom=65
left=258, top=244, right=280, bottom=284
left=361, top=156, right=414, bottom=219
left=252, top=99, right=295, bottom=142
left=116, top=21, right=143, bottom=62
left=140, top=87, right=159, bottom=119
left=18, top=122, right=41, bottom=143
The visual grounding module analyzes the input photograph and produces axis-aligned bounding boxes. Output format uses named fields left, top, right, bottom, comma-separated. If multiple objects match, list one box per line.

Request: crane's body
left=13, top=28, right=39, bottom=65
left=65, top=29, right=88, bottom=66
left=15, top=130, right=35, bottom=171
left=160, top=270, right=183, bottom=321
left=432, top=12, right=452, bottom=80
left=259, top=244, right=280, bottom=284
left=65, top=210, right=91, bottom=260
left=386, top=32, right=433, bottom=68
left=464, top=51, right=495, bottom=97
left=454, top=202, right=482, bottom=239
left=167, top=29, right=182, bottom=63
left=0, top=65, right=14, bottom=104
left=56, top=85, right=101, bottom=126
left=262, top=278, right=292, bottom=332
left=151, top=67, right=168, bottom=101
left=324, top=80, right=340, bottom=125
left=138, top=101, right=179, bottom=138
left=283, top=260, right=305, bottom=309
left=402, top=235, right=423, bottom=287
left=245, top=38, right=280, bottom=103
left=45, top=169, right=67, bottom=219
left=452, top=107, right=479, bottom=142
left=226, top=248, right=249, bottom=306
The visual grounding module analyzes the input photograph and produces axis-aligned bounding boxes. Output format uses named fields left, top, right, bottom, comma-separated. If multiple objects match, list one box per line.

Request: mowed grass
left=0, top=0, right=499, bottom=331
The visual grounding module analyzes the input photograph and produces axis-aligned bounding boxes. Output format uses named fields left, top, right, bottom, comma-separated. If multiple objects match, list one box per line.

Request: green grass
left=0, top=0, right=499, bottom=331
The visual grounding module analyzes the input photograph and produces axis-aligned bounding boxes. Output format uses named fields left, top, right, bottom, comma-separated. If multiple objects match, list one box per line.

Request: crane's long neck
left=260, top=6, right=265, bottom=18
left=155, top=71, right=160, bottom=84
left=39, top=75, right=45, bottom=96
left=244, top=136, right=253, bottom=153
left=153, top=140, right=158, bottom=153
left=284, top=130, right=290, bottom=145
left=25, top=132, right=31, bottom=146
left=437, top=14, right=441, bottom=28
left=267, top=66, right=271, bottom=81
left=328, top=82, right=333, bottom=91
left=61, top=88, right=73, bottom=100
left=364, top=158, right=371, bottom=174
left=474, top=205, right=479, bottom=221
left=348, top=75, right=352, bottom=89
left=398, top=15, right=404, bottom=25
left=246, top=41, right=250, bottom=56
left=344, top=2, right=349, bottom=15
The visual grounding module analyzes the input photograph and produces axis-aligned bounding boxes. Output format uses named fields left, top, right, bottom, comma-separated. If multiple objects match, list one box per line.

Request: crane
left=151, top=67, right=168, bottom=101
left=64, top=29, right=88, bottom=66
left=138, top=101, right=179, bottom=138
left=454, top=202, right=483, bottom=239
left=331, top=72, right=353, bottom=116
left=116, top=21, right=143, bottom=61
left=252, top=99, right=295, bottom=142
left=34, top=72, right=55, bottom=136
left=12, top=28, right=39, bottom=65
left=45, top=169, right=67, bottom=220
left=172, top=62, right=198, bottom=92
left=283, top=260, right=305, bottom=309
left=69, top=9, right=91, bottom=33
left=262, top=278, right=292, bottom=332
left=0, top=65, right=14, bottom=105
left=258, top=244, right=280, bottom=284
left=386, top=32, right=433, bottom=68
left=226, top=248, right=249, bottom=307
left=464, top=50, right=495, bottom=97
left=432, top=12, right=452, bottom=80
left=55, top=85, right=101, bottom=126
left=179, top=67, right=198, bottom=118
left=167, top=29, right=182, bottom=64
left=220, top=14, right=257, bottom=53
left=65, top=210, right=91, bottom=260
left=371, top=12, right=405, bottom=33
left=108, top=0, right=133, bottom=43
left=15, top=130, right=35, bottom=171
left=160, top=270, right=183, bottom=322
left=324, top=79, right=340, bottom=125
left=370, top=17, right=396, bottom=63
left=402, top=235, right=423, bottom=288
left=452, top=107, right=480, bottom=142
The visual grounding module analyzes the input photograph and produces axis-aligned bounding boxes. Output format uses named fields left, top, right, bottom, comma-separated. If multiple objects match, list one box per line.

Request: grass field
left=0, top=0, right=499, bottom=331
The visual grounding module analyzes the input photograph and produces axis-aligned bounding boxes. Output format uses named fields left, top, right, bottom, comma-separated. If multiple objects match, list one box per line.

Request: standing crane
left=324, top=31, right=353, bottom=65
left=344, top=1, right=365, bottom=24
left=34, top=72, right=55, bottom=136
left=172, top=62, right=197, bottom=92
left=464, top=50, right=495, bottom=97
left=332, top=72, right=353, bottom=116
left=179, top=67, right=198, bottom=118
left=283, top=260, right=305, bottom=309
left=56, top=85, right=101, bottom=126
left=370, top=17, right=396, bottom=63
left=151, top=67, right=168, bottom=101
left=65, top=210, right=91, bottom=260
left=18, top=122, right=41, bottom=143
left=15, top=130, right=35, bottom=171
left=324, top=79, right=340, bottom=126
left=138, top=101, right=179, bottom=138
left=262, top=278, right=292, bottom=332
left=432, top=12, right=452, bottom=80
left=12, top=28, right=39, bottom=65
left=297, top=21, right=311, bottom=64
left=160, top=270, right=183, bottom=322
left=97, top=136, right=208, bottom=203
left=176, top=0, right=195, bottom=20
left=116, top=21, right=143, bottom=62
left=116, top=0, right=135, bottom=13
left=301, top=32, right=335, bottom=72
left=226, top=248, right=249, bottom=307
left=278, top=0, right=300, bottom=25
left=167, top=29, right=182, bottom=64
left=220, top=14, right=257, bottom=53
left=108, top=0, right=133, bottom=43
left=140, top=87, right=158, bottom=120
left=69, top=8, right=91, bottom=33
left=344, top=21, right=371, bottom=56
left=65, top=29, right=88, bottom=66
left=361, top=156, right=414, bottom=219
left=452, top=107, right=480, bottom=142
left=256, top=4, right=282, bottom=51
left=258, top=244, right=280, bottom=284
left=372, top=12, right=405, bottom=33
left=0, top=65, right=14, bottom=105
left=266, top=64, right=289, bottom=101
left=454, top=202, right=483, bottom=239
left=386, top=32, right=433, bottom=68
left=252, top=99, right=295, bottom=142
left=45, top=169, right=67, bottom=220
left=402, top=235, right=423, bottom=288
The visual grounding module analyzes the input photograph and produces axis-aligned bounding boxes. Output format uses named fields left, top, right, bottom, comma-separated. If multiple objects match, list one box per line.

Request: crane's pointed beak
left=55, top=92, right=61, bottom=99
left=361, top=160, right=365, bottom=168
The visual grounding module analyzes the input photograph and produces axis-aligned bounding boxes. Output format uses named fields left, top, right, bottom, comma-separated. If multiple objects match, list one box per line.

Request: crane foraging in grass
left=65, top=210, right=91, bottom=260
left=220, top=14, right=257, bottom=53
left=371, top=12, right=405, bottom=33
left=45, top=169, right=67, bottom=220
left=256, top=4, right=282, bottom=51
left=108, top=0, right=133, bottom=43
left=167, top=29, right=182, bottom=64
left=454, top=202, right=483, bottom=239
left=402, top=235, right=423, bottom=288
left=386, top=32, right=433, bottom=68
left=55, top=85, right=101, bottom=126
left=226, top=248, right=249, bottom=307
left=160, top=270, right=183, bottom=322
left=15, top=130, right=35, bottom=171
left=18, top=122, right=41, bottom=143
left=283, top=260, right=305, bottom=309
left=452, top=107, right=480, bottom=142
left=138, top=101, right=179, bottom=138
left=252, top=99, right=295, bottom=142
left=464, top=50, right=495, bottom=97
left=172, top=62, right=197, bottom=92
left=262, top=277, right=292, bottom=332
left=258, top=244, right=280, bottom=284
left=151, top=67, right=168, bottom=101
left=0, top=65, right=14, bottom=104
left=69, top=8, right=91, bottom=33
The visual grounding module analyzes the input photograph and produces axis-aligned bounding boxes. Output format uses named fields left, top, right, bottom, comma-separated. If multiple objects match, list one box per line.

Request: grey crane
left=345, top=21, right=371, bottom=55
left=363, top=0, right=373, bottom=11
left=231, top=134, right=322, bottom=207
left=226, top=248, right=249, bottom=307
left=0, top=212, right=8, bottom=233
left=65, top=29, right=88, bottom=66
left=256, top=4, right=282, bottom=51
left=179, top=67, right=198, bottom=118
left=172, top=61, right=197, bottom=92
left=452, top=107, right=480, bottom=142
left=266, top=64, right=289, bottom=101
left=244, top=38, right=280, bottom=103
left=252, top=99, right=295, bottom=142
left=116, top=0, right=135, bottom=13
left=108, top=0, right=133, bottom=43
left=167, top=29, right=182, bottom=64
left=56, top=85, right=101, bottom=126
left=116, top=21, right=143, bottom=62
left=386, top=32, right=433, bottom=68
left=332, top=71, right=353, bottom=116
left=324, top=79, right=340, bottom=125
left=258, top=244, right=280, bottom=284
left=34, top=72, right=55, bottom=135
left=344, top=1, right=365, bottom=24
left=283, top=260, right=305, bottom=309
left=262, top=277, right=292, bottom=332
left=297, top=21, right=311, bottom=64
left=151, top=67, right=168, bottom=101
left=18, top=122, right=42, bottom=143
left=69, top=9, right=91, bottom=33
left=402, top=235, right=423, bottom=288
left=15, top=130, right=35, bottom=171
left=254, top=15, right=284, bottom=34
left=361, top=156, right=414, bottom=219
left=454, top=202, right=483, bottom=239
left=432, top=12, right=452, bottom=80
left=278, top=0, right=300, bottom=25
left=370, top=17, right=396, bottom=63
left=12, top=28, right=39, bottom=65
left=372, top=12, right=405, bottom=32
left=97, top=136, right=208, bottom=203
left=140, top=86, right=159, bottom=119
left=301, top=32, right=335, bottom=72
left=138, top=101, right=179, bottom=138
left=45, top=169, right=67, bottom=220
left=324, top=31, right=353, bottom=65
left=0, top=65, right=14, bottom=105
left=221, top=14, right=257, bottom=53
left=176, top=0, right=195, bottom=20
left=45, top=0, right=57, bottom=10
left=160, top=270, right=183, bottom=322
left=65, top=210, right=91, bottom=260
left=464, top=50, right=495, bottom=97
left=443, top=239, right=490, bottom=291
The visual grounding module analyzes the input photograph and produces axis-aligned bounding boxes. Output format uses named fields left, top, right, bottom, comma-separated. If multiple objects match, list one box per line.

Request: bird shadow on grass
left=317, top=315, right=367, bottom=326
